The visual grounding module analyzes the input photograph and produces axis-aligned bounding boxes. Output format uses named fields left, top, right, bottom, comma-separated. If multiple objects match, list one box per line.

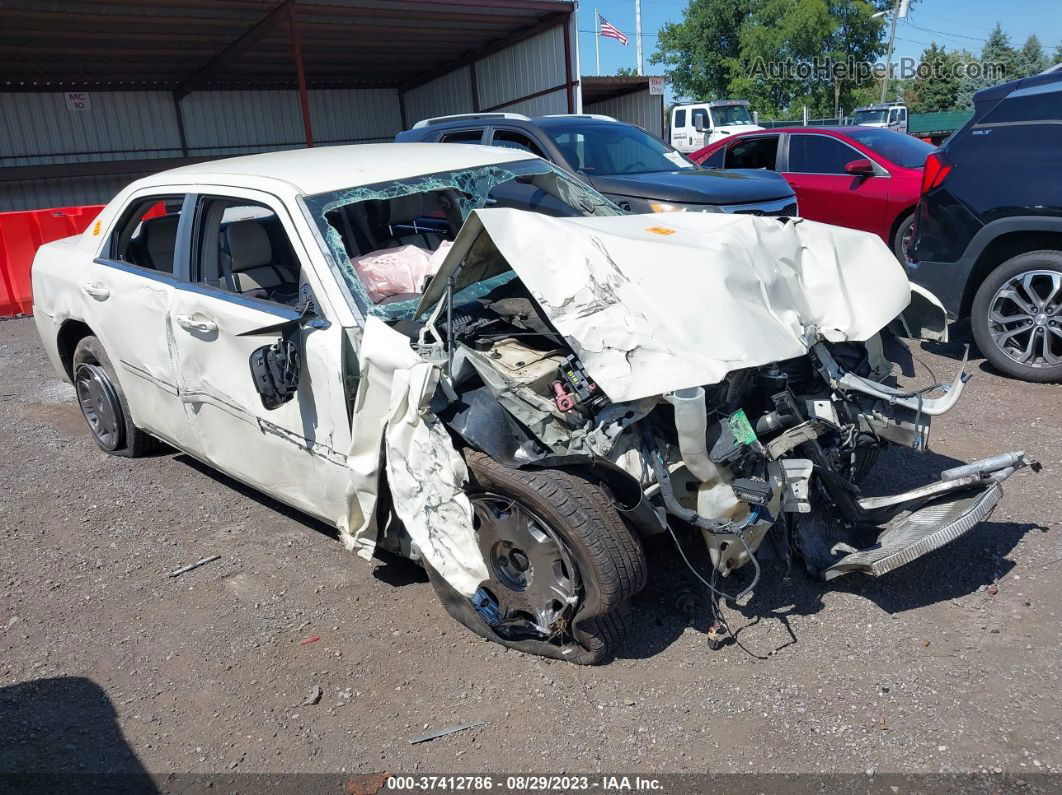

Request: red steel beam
left=287, top=0, right=314, bottom=147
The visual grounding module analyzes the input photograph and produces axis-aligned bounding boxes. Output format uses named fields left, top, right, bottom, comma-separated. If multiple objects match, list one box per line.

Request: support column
left=172, top=91, right=189, bottom=158
left=470, top=61, right=480, bottom=112
left=287, top=0, right=314, bottom=147
left=562, top=14, right=575, bottom=113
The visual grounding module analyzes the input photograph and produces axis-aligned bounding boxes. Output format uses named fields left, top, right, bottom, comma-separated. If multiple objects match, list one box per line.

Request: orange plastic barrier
left=0, top=205, right=104, bottom=317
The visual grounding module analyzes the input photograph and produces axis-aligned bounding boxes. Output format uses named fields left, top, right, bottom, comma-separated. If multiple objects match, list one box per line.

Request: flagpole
left=595, top=8, right=601, bottom=76
left=635, top=0, right=643, bottom=75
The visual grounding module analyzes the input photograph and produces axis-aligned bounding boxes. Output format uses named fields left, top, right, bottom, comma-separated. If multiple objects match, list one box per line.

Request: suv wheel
left=971, top=250, right=1062, bottom=382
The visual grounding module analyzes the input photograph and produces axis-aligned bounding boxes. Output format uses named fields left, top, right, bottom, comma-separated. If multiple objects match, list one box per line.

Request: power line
left=909, top=23, right=990, bottom=44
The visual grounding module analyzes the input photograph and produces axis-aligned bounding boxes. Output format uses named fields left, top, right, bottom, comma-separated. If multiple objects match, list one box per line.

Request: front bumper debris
left=795, top=452, right=1037, bottom=580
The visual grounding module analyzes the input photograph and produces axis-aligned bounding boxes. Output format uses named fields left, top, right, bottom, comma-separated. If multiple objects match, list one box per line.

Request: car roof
left=140, top=143, right=539, bottom=196
left=712, top=126, right=892, bottom=138
left=410, top=115, right=630, bottom=133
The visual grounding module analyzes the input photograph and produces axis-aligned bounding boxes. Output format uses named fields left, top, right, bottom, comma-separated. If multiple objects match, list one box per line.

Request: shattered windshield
left=303, top=159, right=620, bottom=321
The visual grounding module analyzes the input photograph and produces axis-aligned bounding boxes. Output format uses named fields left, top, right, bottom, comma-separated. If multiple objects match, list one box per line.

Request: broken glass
left=302, top=159, right=620, bottom=321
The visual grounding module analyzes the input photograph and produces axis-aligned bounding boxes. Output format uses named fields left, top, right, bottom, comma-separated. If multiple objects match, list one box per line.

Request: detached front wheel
left=429, top=451, right=647, bottom=665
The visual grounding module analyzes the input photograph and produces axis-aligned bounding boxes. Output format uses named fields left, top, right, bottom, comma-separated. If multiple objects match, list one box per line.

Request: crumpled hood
left=421, top=209, right=915, bottom=403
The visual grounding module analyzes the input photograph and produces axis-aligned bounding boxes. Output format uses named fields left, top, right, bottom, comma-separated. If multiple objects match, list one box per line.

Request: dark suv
left=907, top=66, right=1062, bottom=382
left=396, top=113, right=798, bottom=217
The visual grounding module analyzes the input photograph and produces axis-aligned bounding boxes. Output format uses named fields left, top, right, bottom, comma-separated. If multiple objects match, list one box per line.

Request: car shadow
left=616, top=446, right=1037, bottom=662
left=0, top=676, right=155, bottom=793
left=171, top=453, right=339, bottom=542
left=371, top=548, right=430, bottom=587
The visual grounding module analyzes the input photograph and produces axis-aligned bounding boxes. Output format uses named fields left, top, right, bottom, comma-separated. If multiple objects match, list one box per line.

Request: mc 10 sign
left=65, top=92, right=91, bottom=111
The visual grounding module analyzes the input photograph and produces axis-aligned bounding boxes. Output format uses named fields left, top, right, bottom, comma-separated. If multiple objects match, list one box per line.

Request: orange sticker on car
left=646, top=226, right=676, bottom=236
left=92, top=220, right=102, bottom=236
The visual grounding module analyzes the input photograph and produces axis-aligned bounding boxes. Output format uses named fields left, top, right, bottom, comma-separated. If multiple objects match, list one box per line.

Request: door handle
left=175, top=313, right=218, bottom=334
left=81, top=282, right=110, bottom=299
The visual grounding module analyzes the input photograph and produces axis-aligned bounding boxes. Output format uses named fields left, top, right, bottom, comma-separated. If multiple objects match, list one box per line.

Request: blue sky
left=578, top=0, right=1062, bottom=77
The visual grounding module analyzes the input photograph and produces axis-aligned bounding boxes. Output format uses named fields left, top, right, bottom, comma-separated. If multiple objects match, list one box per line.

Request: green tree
left=650, top=0, right=751, bottom=101
left=612, top=67, right=639, bottom=77
left=908, top=42, right=960, bottom=112
left=957, top=23, right=1017, bottom=108
left=1017, top=35, right=1049, bottom=77
left=1055, top=44, right=1062, bottom=65
left=651, top=0, right=888, bottom=118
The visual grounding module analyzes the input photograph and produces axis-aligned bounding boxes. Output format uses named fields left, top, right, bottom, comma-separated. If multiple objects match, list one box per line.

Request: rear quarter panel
left=31, top=235, right=93, bottom=381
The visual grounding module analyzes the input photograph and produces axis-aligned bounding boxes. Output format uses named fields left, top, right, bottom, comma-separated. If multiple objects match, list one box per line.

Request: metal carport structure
left=0, top=0, right=580, bottom=211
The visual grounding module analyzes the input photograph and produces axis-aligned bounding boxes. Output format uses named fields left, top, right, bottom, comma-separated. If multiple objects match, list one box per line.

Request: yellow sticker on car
left=92, top=220, right=102, bottom=236
left=646, top=226, right=676, bottom=236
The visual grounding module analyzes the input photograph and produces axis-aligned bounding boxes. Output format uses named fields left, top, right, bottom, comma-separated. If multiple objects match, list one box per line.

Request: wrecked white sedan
left=33, top=144, right=1036, bottom=663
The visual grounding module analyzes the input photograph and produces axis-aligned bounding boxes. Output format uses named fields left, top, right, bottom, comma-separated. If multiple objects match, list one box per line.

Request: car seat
left=223, top=220, right=297, bottom=294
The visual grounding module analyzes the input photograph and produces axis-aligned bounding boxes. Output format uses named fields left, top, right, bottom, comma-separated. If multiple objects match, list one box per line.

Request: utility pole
left=595, top=8, right=601, bottom=76
left=880, top=0, right=900, bottom=102
left=635, top=0, right=643, bottom=75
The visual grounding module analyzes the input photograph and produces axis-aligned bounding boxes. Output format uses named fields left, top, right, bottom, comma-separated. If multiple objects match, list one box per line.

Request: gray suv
left=396, top=113, right=798, bottom=217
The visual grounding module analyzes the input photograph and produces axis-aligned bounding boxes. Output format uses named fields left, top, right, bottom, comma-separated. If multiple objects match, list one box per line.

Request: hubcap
left=75, top=363, right=122, bottom=450
left=987, top=270, right=1062, bottom=368
left=471, top=493, right=579, bottom=636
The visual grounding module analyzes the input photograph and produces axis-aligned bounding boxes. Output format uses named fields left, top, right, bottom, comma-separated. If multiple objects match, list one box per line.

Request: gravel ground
left=1, top=315, right=1060, bottom=779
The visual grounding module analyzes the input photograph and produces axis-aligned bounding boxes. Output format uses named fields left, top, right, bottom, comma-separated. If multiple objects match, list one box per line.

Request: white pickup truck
left=32, top=143, right=1035, bottom=663
left=669, top=99, right=764, bottom=152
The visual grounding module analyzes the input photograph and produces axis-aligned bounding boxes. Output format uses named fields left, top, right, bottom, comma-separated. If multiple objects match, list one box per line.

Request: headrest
left=142, top=214, right=179, bottom=262
left=386, top=194, right=425, bottom=225
left=225, top=221, right=272, bottom=272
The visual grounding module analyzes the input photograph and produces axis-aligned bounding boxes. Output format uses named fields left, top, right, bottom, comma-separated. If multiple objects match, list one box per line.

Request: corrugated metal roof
left=0, top=0, right=574, bottom=92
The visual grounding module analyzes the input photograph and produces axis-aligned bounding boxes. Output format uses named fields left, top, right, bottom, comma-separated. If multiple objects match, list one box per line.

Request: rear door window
left=787, top=135, right=860, bottom=174
left=108, top=195, right=185, bottom=274
left=489, top=129, right=547, bottom=158
left=438, top=129, right=485, bottom=144
left=674, top=109, right=687, bottom=128
left=725, top=137, right=778, bottom=170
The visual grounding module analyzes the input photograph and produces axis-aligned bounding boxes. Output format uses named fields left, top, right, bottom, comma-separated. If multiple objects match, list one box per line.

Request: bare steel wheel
left=424, top=451, right=647, bottom=664
left=471, top=493, right=579, bottom=635
left=71, top=335, right=157, bottom=456
left=972, top=252, right=1062, bottom=382
left=75, top=363, right=124, bottom=452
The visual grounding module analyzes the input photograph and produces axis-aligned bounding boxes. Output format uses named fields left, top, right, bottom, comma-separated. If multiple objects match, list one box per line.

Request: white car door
left=83, top=191, right=197, bottom=450
left=167, top=188, right=352, bottom=524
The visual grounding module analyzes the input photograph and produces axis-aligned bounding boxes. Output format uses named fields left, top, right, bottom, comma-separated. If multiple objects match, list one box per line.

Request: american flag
left=599, top=16, right=629, bottom=46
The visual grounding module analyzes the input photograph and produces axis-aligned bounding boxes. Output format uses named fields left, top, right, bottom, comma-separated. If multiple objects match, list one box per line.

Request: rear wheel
left=72, top=336, right=156, bottom=456
left=971, top=251, right=1062, bottom=382
left=892, top=213, right=915, bottom=262
left=430, top=451, right=647, bottom=664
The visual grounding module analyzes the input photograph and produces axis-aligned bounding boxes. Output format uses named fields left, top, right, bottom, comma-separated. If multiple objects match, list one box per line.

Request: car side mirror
left=694, top=120, right=707, bottom=132
left=844, top=158, right=875, bottom=176
left=250, top=338, right=300, bottom=410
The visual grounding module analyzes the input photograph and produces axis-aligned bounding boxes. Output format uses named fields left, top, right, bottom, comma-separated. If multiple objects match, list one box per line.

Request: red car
left=691, top=127, right=936, bottom=260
